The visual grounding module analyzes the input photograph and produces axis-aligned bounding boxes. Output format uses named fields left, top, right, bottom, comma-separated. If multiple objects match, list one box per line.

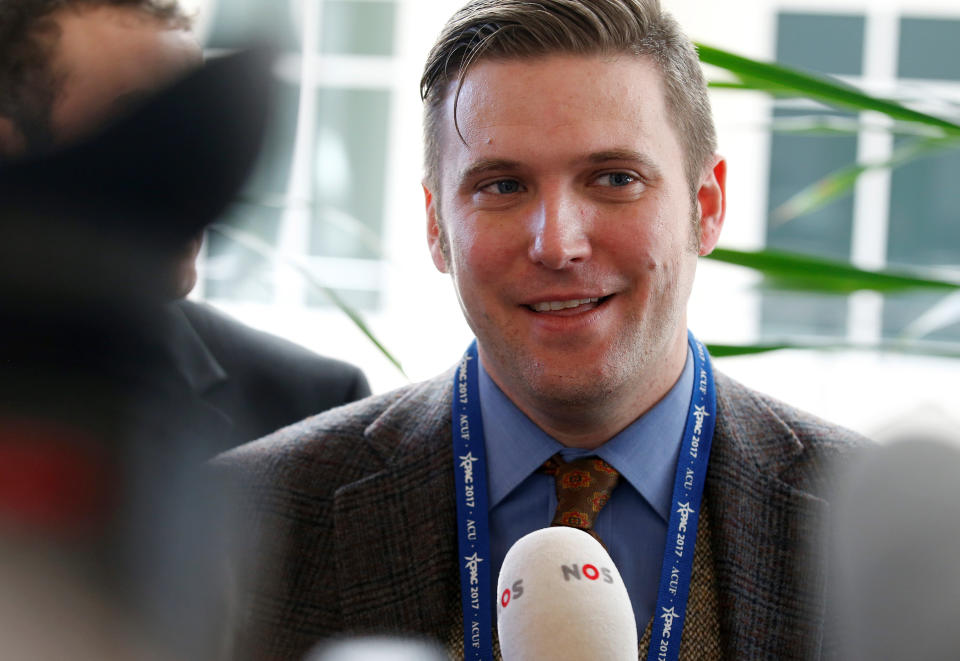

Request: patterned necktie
left=542, top=454, right=621, bottom=548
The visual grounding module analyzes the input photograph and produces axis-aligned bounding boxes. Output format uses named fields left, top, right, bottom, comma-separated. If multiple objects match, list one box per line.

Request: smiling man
left=217, top=2, right=863, bottom=659
left=424, top=53, right=723, bottom=450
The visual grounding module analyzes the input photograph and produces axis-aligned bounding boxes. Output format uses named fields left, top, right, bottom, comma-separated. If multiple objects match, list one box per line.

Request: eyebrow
left=458, top=150, right=664, bottom=184
left=586, top=149, right=663, bottom=177
left=458, top=158, right=524, bottom=183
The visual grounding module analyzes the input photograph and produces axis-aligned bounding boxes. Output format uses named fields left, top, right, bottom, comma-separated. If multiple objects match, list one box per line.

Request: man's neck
left=483, top=338, right=689, bottom=450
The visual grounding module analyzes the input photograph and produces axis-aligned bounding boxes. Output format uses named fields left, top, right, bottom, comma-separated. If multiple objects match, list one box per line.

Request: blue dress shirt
left=480, top=349, right=694, bottom=634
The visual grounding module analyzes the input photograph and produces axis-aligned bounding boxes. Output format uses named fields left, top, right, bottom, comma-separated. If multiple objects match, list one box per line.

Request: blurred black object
left=0, top=47, right=273, bottom=660
left=0, top=46, right=273, bottom=304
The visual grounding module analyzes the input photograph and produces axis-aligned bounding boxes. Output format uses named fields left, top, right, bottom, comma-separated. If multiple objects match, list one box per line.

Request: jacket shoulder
left=211, top=371, right=452, bottom=496
left=714, top=370, right=870, bottom=495
left=208, top=372, right=454, bottom=658
left=176, top=299, right=371, bottom=403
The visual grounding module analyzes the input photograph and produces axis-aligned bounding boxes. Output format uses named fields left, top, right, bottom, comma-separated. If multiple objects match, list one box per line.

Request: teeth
left=531, top=297, right=599, bottom=312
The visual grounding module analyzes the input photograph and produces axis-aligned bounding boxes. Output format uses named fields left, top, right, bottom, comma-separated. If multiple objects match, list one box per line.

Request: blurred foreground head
left=0, top=0, right=196, bottom=153
left=832, top=436, right=960, bottom=660
left=0, top=40, right=273, bottom=660
left=0, top=0, right=204, bottom=298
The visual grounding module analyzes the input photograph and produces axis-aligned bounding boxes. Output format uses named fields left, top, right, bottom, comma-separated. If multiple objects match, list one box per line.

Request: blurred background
left=182, top=0, right=960, bottom=443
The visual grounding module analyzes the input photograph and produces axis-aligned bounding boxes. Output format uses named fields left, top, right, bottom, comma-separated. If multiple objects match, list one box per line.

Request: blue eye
left=478, top=179, right=523, bottom=195
left=604, top=173, right=635, bottom=187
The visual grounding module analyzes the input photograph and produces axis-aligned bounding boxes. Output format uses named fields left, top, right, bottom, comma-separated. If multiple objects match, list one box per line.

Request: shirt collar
left=480, top=348, right=694, bottom=522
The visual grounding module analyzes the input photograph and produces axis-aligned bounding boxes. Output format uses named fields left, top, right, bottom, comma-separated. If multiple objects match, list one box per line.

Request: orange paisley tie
left=542, top=454, right=621, bottom=548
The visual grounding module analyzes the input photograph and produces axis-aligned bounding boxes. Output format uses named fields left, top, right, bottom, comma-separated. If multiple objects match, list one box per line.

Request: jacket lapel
left=162, top=303, right=235, bottom=451
left=708, top=373, right=831, bottom=659
left=165, top=302, right=229, bottom=397
left=332, top=371, right=462, bottom=640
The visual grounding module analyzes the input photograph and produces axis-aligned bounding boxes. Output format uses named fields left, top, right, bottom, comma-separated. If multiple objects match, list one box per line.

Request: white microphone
left=304, top=636, right=446, bottom=661
left=496, top=527, right=637, bottom=660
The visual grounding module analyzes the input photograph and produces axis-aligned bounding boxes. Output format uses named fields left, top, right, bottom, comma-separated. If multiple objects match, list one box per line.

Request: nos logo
left=499, top=564, right=615, bottom=610
left=561, top=563, right=615, bottom=584
left=499, top=580, right=524, bottom=609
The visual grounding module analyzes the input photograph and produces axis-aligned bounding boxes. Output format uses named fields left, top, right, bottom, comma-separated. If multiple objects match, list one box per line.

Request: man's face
left=48, top=4, right=203, bottom=299
left=425, top=54, right=724, bottom=414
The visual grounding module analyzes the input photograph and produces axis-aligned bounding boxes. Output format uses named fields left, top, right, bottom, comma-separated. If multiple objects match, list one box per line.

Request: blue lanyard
left=646, top=332, right=716, bottom=661
left=452, top=342, right=493, bottom=661
left=452, top=331, right=716, bottom=661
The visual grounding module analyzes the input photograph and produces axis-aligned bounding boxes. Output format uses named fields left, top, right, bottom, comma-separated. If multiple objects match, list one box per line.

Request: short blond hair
left=420, top=0, right=716, bottom=195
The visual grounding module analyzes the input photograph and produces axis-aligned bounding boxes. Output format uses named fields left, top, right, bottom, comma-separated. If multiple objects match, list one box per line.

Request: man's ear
left=696, top=154, right=726, bottom=256
left=0, top=116, right=27, bottom=157
left=424, top=182, right=449, bottom=273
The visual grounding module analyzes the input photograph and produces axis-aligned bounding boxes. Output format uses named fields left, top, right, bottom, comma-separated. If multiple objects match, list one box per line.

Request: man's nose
left=527, top=192, right=591, bottom=269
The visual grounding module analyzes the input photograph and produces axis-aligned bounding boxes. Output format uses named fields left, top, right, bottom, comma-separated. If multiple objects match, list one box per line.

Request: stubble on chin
left=490, top=305, right=685, bottom=428
left=486, top=337, right=628, bottom=416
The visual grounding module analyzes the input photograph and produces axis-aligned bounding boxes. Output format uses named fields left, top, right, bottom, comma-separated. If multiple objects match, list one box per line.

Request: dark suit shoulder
left=714, top=370, right=870, bottom=496
left=172, top=299, right=372, bottom=451
left=177, top=299, right=370, bottom=400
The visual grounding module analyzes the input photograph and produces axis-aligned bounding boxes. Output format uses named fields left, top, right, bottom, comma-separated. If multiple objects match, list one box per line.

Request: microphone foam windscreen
left=305, top=636, right=447, bottom=661
left=496, top=527, right=637, bottom=660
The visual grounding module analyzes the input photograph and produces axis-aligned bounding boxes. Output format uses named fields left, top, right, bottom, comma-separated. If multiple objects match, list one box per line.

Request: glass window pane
left=205, top=0, right=299, bottom=50
left=882, top=141, right=960, bottom=342
left=204, top=78, right=301, bottom=301
left=309, top=88, right=391, bottom=261
left=766, top=112, right=858, bottom=260
left=763, top=12, right=866, bottom=340
left=204, top=213, right=281, bottom=303
left=307, top=287, right=380, bottom=309
left=898, top=17, right=960, bottom=82
left=761, top=292, right=850, bottom=339
left=776, top=13, right=865, bottom=76
left=887, top=142, right=960, bottom=268
left=320, top=0, right=396, bottom=56
left=883, top=292, right=960, bottom=343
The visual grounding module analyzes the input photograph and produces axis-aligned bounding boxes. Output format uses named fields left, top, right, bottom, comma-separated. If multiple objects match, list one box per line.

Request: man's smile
left=526, top=295, right=612, bottom=315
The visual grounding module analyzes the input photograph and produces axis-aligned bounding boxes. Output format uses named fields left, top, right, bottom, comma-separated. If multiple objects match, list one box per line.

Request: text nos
left=561, top=564, right=614, bottom=584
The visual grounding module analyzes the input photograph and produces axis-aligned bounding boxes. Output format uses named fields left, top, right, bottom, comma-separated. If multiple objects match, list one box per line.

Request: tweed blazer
left=215, top=368, right=864, bottom=660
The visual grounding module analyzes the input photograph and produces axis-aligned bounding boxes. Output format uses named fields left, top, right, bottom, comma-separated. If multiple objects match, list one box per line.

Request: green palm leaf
left=706, top=343, right=793, bottom=357
left=706, top=248, right=960, bottom=294
left=707, top=339, right=960, bottom=359
left=696, top=43, right=960, bottom=135
left=765, top=114, right=948, bottom=138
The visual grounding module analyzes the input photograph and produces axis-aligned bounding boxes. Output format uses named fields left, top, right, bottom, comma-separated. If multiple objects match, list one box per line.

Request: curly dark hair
left=0, top=0, right=191, bottom=151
